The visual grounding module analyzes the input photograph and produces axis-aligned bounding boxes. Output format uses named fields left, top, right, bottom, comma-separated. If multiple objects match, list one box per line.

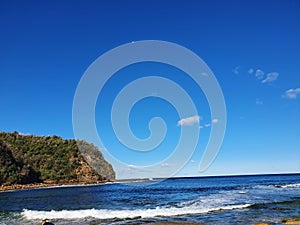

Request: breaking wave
left=22, top=204, right=251, bottom=220
left=276, top=183, right=300, bottom=189
left=252, top=183, right=300, bottom=189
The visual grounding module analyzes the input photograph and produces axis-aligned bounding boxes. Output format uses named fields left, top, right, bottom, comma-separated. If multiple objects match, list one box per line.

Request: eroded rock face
left=74, top=154, right=104, bottom=183
left=282, top=218, right=300, bottom=225
left=0, top=131, right=115, bottom=187
left=76, top=140, right=115, bottom=181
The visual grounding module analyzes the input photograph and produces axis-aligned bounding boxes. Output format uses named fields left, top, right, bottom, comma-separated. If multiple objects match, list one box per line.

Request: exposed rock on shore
left=282, top=218, right=300, bottom=225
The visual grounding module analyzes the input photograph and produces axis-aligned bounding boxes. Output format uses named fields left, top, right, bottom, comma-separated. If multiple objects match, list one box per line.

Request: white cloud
left=261, top=72, right=279, bottom=83
left=190, top=160, right=196, bottom=163
left=232, top=66, right=240, bottom=75
left=212, top=118, right=219, bottom=124
left=248, top=68, right=254, bottom=74
left=161, top=163, right=170, bottom=167
left=199, top=119, right=217, bottom=128
left=255, top=69, right=265, bottom=80
left=19, top=132, right=33, bottom=136
left=125, top=164, right=150, bottom=173
left=127, top=164, right=138, bottom=169
left=283, top=88, right=300, bottom=99
left=256, top=98, right=263, bottom=105
left=177, top=115, right=200, bottom=126
left=117, top=165, right=152, bottom=179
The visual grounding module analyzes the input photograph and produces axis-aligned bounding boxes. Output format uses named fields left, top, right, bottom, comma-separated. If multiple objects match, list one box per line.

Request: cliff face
left=0, top=132, right=115, bottom=186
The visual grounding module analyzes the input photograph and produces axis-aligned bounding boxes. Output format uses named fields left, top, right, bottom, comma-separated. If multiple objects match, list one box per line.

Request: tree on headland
left=0, top=131, right=115, bottom=186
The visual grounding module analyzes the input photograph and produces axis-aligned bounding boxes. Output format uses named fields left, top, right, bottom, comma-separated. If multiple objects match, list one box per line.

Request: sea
left=0, top=174, right=299, bottom=225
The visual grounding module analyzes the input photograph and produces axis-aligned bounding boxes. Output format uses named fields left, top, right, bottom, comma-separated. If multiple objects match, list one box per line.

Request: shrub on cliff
left=0, top=131, right=115, bottom=185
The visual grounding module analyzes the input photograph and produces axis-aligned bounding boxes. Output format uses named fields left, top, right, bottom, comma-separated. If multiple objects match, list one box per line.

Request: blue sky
left=1, top=0, right=299, bottom=179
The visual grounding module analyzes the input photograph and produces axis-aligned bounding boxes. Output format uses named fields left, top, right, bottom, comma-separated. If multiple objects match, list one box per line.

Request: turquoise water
left=0, top=174, right=299, bottom=224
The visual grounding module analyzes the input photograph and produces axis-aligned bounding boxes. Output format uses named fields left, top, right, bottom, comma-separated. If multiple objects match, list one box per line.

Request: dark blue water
left=0, top=174, right=300, bottom=225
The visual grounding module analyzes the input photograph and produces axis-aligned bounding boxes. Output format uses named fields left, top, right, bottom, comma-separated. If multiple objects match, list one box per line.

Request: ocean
left=0, top=174, right=299, bottom=225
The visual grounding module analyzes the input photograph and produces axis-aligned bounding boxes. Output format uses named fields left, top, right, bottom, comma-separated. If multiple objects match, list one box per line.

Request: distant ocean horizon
left=115, top=172, right=300, bottom=181
left=1, top=173, right=299, bottom=224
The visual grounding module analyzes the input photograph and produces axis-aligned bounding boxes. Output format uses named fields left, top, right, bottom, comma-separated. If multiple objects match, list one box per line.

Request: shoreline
left=0, top=178, right=158, bottom=192
left=149, top=220, right=300, bottom=225
left=0, top=180, right=114, bottom=192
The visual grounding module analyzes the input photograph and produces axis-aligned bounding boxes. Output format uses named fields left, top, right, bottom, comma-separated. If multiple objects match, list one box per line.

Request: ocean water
left=0, top=174, right=299, bottom=225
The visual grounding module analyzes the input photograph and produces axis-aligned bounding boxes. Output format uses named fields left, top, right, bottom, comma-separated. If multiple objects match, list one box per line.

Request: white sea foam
left=278, top=183, right=300, bottom=188
left=253, top=183, right=300, bottom=189
left=22, top=204, right=251, bottom=220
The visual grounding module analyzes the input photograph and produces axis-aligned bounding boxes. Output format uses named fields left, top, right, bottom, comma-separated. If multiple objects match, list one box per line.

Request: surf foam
left=22, top=204, right=251, bottom=220
left=278, top=183, right=300, bottom=188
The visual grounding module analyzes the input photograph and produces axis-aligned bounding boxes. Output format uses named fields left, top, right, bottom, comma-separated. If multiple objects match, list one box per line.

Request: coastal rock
left=0, top=131, right=115, bottom=191
left=76, top=140, right=115, bottom=181
left=282, top=218, right=300, bottom=225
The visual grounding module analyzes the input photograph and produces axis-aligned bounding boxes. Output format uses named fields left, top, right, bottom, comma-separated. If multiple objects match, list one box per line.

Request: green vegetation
left=0, top=131, right=115, bottom=186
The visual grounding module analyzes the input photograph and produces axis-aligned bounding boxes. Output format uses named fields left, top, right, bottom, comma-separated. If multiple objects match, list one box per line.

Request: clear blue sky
left=1, top=0, right=299, bottom=179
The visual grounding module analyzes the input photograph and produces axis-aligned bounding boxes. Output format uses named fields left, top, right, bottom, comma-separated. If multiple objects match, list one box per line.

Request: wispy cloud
left=177, top=115, right=200, bottom=126
left=233, top=66, right=280, bottom=85
left=127, top=164, right=138, bottom=169
left=283, top=88, right=300, bottom=99
left=212, top=118, right=219, bottom=124
left=255, top=69, right=265, bottom=80
left=199, top=119, right=218, bottom=129
left=246, top=67, right=279, bottom=84
left=19, top=132, right=33, bottom=136
left=126, top=164, right=150, bottom=172
left=256, top=98, right=263, bottom=105
left=248, top=68, right=254, bottom=75
left=161, top=163, right=171, bottom=167
left=232, top=66, right=240, bottom=75
left=261, top=72, right=279, bottom=83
